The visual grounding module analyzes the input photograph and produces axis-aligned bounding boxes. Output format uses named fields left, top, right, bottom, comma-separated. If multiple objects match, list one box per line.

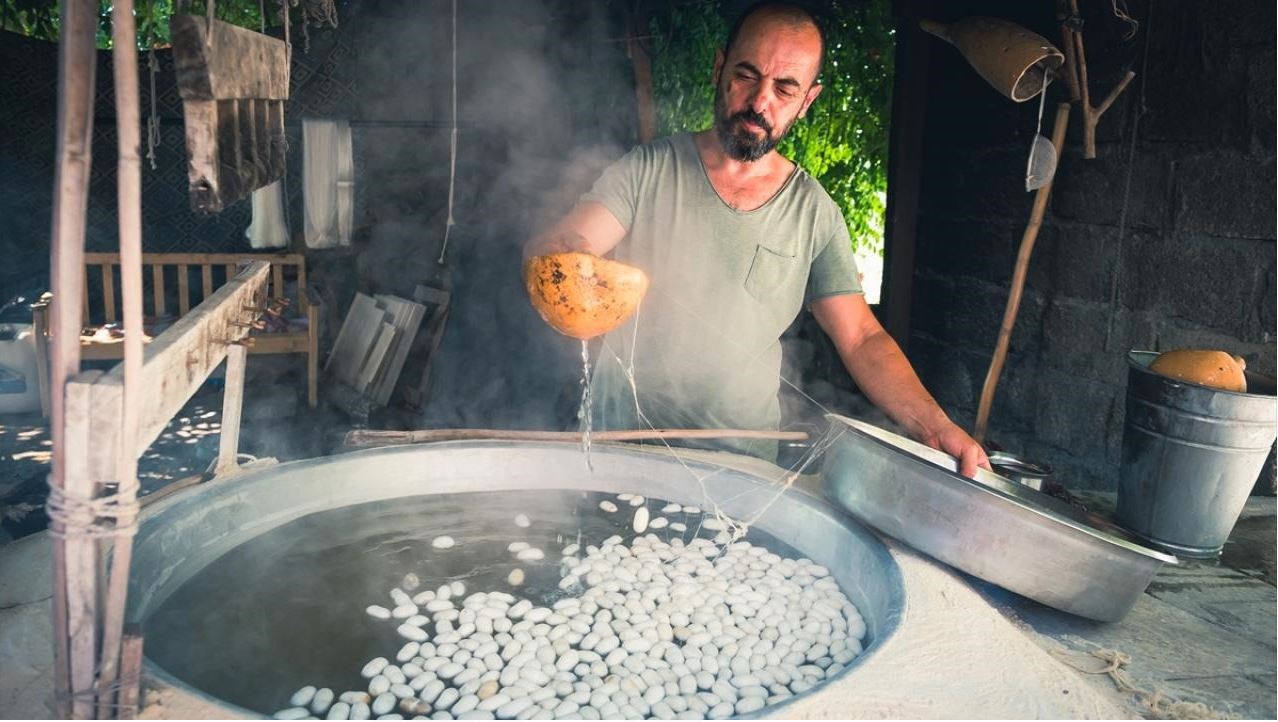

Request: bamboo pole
left=48, top=0, right=100, bottom=716
left=973, top=102, right=1071, bottom=443
left=344, top=428, right=811, bottom=450
left=98, top=0, right=145, bottom=715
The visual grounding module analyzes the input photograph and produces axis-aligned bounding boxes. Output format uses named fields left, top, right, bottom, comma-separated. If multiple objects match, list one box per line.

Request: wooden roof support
left=96, top=0, right=145, bottom=715
left=48, top=0, right=100, bottom=716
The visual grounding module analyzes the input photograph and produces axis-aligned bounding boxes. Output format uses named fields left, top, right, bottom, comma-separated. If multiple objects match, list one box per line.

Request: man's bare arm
left=810, top=293, right=989, bottom=477
left=524, top=201, right=628, bottom=261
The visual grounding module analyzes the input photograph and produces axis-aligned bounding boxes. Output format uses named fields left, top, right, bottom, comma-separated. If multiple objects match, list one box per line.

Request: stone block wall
left=907, top=0, right=1275, bottom=489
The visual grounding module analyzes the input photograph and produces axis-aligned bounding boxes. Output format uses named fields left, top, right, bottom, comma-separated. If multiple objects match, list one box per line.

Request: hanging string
left=1111, top=0, right=1139, bottom=41
left=437, top=0, right=459, bottom=264
left=1103, top=3, right=1151, bottom=350
left=145, top=49, right=160, bottom=170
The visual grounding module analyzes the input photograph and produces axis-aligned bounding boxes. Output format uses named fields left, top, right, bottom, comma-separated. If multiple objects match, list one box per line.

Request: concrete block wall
left=907, top=0, right=1276, bottom=489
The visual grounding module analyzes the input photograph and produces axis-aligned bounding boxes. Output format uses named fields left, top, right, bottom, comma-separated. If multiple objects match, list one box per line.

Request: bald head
left=724, top=1, right=826, bottom=85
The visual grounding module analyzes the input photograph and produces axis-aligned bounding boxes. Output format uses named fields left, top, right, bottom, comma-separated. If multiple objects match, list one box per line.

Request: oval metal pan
left=822, top=414, right=1176, bottom=622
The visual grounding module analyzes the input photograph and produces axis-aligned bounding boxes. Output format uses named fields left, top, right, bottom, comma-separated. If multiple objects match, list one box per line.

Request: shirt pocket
left=744, top=244, right=799, bottom=304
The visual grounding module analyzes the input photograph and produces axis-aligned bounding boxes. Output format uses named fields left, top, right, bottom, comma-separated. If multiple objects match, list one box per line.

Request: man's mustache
left=729, top=109, right=772, bottom=134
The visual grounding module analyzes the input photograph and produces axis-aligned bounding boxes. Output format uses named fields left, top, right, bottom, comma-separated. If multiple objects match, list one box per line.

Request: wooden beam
left=48, top=0, right=100, bottom=714
left=84, top=262, right=271, bottom=478
left=98, top=1, right=146, bottom=711
left=102, top=264, right=117, bottom=323
left=177, top=264, right=190, bottom=316
left=151, top=264, right=165, bottom=316
left=345, top=428, right=811, bottom=450
left=880, top=1, right=932, bottom=349
left=86, top=252, right=305, bottom=266
left=63, top=371, right=101, bottom=719
left=215, top=343, right=247, bottom=475
left=170, top=15, right=290, bottom=101
left=116, top=626, right=144, bottom=719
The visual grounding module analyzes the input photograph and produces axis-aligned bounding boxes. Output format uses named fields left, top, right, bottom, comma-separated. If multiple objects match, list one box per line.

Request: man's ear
left=799, top=82, right=823, bottom=118
left=712, top=48, right=725, bottom=86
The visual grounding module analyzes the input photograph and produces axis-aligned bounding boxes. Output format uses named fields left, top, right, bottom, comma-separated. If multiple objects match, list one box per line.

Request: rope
left=56, top=670, right=144, bottom=714
left=1103, top=1, right=1151, bottom=350
left=437, top=0, right=459, bottom=265
left=1111, top=0, right=1139, bottom=40
left=1050, top=647, right=1237, bottom=720
left=145, top=49, right=160, bottom=171
left=45, top=477, right=142, bottom=540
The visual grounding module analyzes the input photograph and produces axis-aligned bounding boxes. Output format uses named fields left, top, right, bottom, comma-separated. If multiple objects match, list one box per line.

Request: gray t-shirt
left=582, top=133, right=862, bottom=459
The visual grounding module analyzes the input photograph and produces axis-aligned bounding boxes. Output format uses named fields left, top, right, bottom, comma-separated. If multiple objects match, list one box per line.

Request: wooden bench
left=33, top=252, right=318, bottom=411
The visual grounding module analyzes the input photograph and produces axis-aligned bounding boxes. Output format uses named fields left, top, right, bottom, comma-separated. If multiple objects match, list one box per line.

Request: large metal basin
left=128, top=440, right=904, bottom=717
left=822, top=415, right=1176, bottom=622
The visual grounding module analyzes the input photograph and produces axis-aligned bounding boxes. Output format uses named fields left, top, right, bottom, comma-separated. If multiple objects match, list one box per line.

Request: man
left=529, top=1, right=988, bottom=476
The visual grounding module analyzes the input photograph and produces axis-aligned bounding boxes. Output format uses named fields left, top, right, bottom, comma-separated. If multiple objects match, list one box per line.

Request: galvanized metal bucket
left=1118, top=351, right=1278, bottom=558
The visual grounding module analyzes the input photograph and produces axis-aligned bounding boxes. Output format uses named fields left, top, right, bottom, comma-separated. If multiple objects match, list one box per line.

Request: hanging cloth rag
left=303, top=118, right=354, bottom=248
left=245, top=180, right=290, bottom=249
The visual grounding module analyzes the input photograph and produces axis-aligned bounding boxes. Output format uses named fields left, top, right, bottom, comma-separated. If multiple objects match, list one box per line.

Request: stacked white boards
left=324, top=292, right=426, bottom=407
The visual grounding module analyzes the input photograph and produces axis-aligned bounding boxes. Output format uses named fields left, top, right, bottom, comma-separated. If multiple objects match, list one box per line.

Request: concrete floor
left=981, top=497, right=1277, bottom=720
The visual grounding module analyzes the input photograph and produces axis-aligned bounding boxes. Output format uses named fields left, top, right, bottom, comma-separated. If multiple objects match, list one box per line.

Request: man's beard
left=713, top=85, right=795, bottom=162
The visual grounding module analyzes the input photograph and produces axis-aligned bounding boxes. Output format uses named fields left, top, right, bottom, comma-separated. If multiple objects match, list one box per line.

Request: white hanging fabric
left=303, top=118, right=354, bottom=248
left=245, top=180, right=290, bottom=249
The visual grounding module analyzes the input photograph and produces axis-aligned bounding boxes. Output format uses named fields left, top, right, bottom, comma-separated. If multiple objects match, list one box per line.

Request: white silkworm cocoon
left=661, top=503, right=681, bottom=514
left=391, top=604, right=417, bottom=619
left=396, top=624, right=428, bottom=642
left=507, top=541, right=530, bottom=553
left=669, top=522, right=687, bottom=532
left=361, top=658, right=389, bottom=678
left=431, top=535, right=456, bottom=549
left=507, top=568, right=526, bottom=586
left=290, top=686, right=317, bottom=707
left=648, top=516, right=668, bottom=529
left=632, top=507, right=649, bottom=534
left=274, top=707, right=311, bottom=720
left=514, top=514, right=531, bottom=528
left=628, top=495, right=645, bottom=507
left=366, top=605, right=391, bottom=620
left=598, top=501, right=618, bottom=513
left=516, top=548, right=545, bottom=561
left=311, top=687, right=335, bottom=714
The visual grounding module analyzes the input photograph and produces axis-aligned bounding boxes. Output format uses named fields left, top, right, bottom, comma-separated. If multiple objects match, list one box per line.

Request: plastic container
left=1117, top=351, right=1277, bottom=558
left=0, top=323, right=42, bottom=415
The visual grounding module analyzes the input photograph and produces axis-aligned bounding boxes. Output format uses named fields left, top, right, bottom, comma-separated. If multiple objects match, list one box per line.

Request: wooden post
left=116, top=626, right=145, bottom=719
left=216, top=343, right=248, bottom=474
left=625, top=9, right=657, bottom=144
left=63, top=373, right=102, bottom=719
left=98, top=0, right=145, bottom=714
left=48, top=0, right=100, bottom=716
left=973, top=102, right=1071, bottom=443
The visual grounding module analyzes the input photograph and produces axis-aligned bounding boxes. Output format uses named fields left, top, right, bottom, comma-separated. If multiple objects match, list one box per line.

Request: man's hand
left=919, top=421, right=990, bottom=478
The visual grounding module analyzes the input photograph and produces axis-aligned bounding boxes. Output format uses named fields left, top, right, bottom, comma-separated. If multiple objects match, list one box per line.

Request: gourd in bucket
left=1149, top=349, right=1248, bottom=393
left=524, top=252, right=649, bottom=340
